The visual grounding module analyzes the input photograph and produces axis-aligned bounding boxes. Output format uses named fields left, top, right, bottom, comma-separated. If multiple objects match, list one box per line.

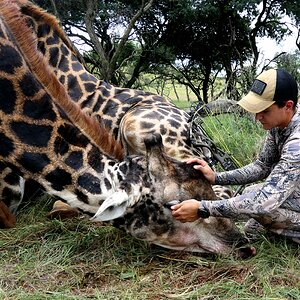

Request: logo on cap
left=251, top=79, right=266, bottom=96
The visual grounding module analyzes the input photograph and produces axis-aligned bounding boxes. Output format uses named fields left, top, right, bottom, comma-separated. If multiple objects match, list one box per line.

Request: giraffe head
left=92, top=134, right=253, bottom=256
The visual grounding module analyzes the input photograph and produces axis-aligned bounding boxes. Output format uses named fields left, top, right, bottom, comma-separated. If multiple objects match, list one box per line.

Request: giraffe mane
left=17, top=0, right=87, bottom=67
left=0, top=0, right=124, bottom=161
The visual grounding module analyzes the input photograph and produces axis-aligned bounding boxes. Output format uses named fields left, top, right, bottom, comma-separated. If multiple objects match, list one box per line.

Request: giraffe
left=0, top=0, right=211, bottom=217
left=0, top=0, right=256, bottom=256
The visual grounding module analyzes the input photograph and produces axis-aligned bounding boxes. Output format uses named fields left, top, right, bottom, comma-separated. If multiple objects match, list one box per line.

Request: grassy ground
left=0, top=197, right=299, bottom=300
left=145, top=81, right=197, bottom=109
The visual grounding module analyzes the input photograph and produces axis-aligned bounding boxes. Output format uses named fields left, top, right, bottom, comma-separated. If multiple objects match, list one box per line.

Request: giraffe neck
left=1, top=0, right=124, bottom=161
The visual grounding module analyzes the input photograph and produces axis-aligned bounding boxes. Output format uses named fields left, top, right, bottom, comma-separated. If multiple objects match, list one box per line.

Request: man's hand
left=171, top=199, right=200, bottom=222
left=185, top=158, right=216, bottom=184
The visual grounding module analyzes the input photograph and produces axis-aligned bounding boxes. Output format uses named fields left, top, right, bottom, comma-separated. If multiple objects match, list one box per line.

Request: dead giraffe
left=0, top=0, right=255, bottom=256
left=21, top=1, right=196, bottom=159
left=0, top=0, right=255, bottom=253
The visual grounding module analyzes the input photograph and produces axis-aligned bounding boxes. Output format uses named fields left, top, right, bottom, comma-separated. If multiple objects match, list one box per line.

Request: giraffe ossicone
left=0, top=0, right=254, bottom=256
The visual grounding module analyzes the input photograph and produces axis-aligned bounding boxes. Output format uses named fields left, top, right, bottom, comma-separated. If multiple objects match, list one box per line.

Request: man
left=171, top=68, right=300, bottom=244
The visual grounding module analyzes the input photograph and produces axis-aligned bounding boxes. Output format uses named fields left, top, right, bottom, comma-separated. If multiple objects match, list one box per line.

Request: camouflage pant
left=243, top=184, right=300, bottom=244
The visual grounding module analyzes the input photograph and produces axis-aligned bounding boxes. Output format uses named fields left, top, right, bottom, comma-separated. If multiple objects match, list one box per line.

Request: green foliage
left=163, top=0, right=252, bottom=63
left=274, top=50, right=300, bottom=82
left=281, top=0, right=300, bottom=24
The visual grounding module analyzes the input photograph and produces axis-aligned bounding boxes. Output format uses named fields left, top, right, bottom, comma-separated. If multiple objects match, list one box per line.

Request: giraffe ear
left=91, top=190, right=129, bottom=222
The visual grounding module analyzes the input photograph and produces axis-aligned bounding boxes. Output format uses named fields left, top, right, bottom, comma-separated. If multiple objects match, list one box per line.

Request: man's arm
left=172, top=132, right=300, bottom=222
left=204, top=137, right=300, bottom=219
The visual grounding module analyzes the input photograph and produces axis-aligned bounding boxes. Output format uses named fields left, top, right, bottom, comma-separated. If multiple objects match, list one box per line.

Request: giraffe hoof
left=0, top=201, right=16, bottom=229
left=48, top=200, right=80, bottom=220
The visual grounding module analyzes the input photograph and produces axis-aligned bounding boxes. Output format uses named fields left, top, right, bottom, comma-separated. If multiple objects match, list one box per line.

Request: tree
left=34, top=0, right=156, bottom=85
left=33, top=0, right=299, bottom=102
left=281, top=0, right=300, bottom=51
left=160, top=0, right=253, bottom=102
left=274, top=50, right=300, bottom=81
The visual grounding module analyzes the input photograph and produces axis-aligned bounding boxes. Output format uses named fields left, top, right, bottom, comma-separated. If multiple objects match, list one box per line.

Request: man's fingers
left=184, top=158, right=197, bottom=164
left=171, top=203, right=182, bottom=210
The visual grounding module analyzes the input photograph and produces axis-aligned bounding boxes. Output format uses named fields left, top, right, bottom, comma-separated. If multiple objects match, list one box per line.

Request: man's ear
left=285, top=100, right=294, bottom=110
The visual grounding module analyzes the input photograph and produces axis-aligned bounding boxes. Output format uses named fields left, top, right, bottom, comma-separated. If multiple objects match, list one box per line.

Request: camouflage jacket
left=202, top=106, right=300, bottom=238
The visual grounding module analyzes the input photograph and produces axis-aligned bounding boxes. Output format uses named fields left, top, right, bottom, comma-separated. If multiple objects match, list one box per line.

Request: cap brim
left=238, top=91, right=275, bottom=113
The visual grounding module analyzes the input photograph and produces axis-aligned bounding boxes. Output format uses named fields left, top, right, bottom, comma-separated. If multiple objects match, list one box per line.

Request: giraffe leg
left=0, top=166, right=25, bottom=228
left=0, top=201, right=16, bottom=228
left=0, top=166, right=25, bottom=212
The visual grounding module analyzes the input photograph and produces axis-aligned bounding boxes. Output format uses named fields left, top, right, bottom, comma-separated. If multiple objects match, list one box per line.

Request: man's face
left=255, top=102, right=292, bottom=130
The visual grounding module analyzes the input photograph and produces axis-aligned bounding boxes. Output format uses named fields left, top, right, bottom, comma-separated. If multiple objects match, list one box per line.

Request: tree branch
left=110, top=0, right=155, bottom=77
left=49, top=0, right=60, bottom=20
left=84, top=0, right=109, bottom=79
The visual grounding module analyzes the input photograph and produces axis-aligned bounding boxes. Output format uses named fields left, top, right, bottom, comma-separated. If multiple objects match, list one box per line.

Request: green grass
left=199, top=113, right=266, bottom=168
left=0, top=196, right=299, bottom=299
left=143, top=80, right=197, bottom=108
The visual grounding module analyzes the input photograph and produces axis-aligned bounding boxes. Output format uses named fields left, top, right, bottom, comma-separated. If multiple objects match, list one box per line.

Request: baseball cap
left=238, top=68, right=298, bottom=113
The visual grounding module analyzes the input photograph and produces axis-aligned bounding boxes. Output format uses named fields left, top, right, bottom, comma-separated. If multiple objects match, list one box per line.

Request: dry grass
left=0, top=196, right=299, bottom=300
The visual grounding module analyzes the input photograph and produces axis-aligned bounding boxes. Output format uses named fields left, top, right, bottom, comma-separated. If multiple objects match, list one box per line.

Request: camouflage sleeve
left=202, top=132, right=300, bottom=219
left=214, top=131, right=277, bottom=185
